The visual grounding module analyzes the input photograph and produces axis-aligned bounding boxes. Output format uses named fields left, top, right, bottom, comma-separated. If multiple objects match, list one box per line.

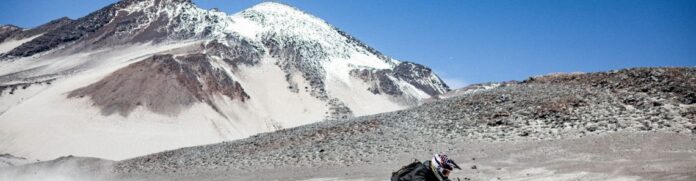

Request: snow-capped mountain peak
left=0, top=0, right=449, bottom=160
left=239, top=2, right=332, bottom=31
left=235, top=2, right=392, bottom=64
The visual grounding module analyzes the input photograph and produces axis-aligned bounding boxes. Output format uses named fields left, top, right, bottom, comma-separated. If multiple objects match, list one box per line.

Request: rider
left=396, top=154, right=462, bottom=181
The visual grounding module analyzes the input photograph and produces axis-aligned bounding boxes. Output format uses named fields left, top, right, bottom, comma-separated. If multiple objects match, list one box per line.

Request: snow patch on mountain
left=0, top=34, right=43, bottom=55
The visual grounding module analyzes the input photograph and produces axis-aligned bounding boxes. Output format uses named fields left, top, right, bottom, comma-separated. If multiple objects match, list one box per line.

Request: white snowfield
left=0, top=2, right=445, bottom=160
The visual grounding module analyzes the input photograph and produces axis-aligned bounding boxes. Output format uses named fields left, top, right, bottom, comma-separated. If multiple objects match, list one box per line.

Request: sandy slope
left=0, top=42, right=235, bottom=160
left=0, top=42, right=414, bottom=161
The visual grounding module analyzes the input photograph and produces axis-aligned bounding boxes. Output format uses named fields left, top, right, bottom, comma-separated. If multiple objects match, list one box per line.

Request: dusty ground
left=109, top=132, right=694, bottom=181
left=5, top=132, right=688, bottom=181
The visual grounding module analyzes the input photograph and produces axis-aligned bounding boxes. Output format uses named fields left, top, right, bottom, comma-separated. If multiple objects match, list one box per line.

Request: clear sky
left=1, top=0, right=695, bottom=88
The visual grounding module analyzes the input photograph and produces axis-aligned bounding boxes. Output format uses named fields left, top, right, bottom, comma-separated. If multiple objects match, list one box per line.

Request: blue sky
left=1, top=0, right=695, bottom=88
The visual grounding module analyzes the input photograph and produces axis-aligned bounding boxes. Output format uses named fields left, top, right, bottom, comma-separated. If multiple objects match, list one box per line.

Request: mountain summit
left=0, top=0, right=449, bottom=160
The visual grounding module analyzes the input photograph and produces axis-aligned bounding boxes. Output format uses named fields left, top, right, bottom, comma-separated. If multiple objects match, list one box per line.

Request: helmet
left=432, top=154, right=461, bottom=174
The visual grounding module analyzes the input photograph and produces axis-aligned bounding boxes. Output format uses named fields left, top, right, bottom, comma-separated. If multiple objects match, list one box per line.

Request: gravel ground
left=3, top=132, right=694, bottom=181
left=114, top=132, right=696, bottom=181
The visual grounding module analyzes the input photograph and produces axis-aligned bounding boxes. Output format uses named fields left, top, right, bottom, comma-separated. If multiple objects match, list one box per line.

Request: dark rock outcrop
left=393, top=62, right=450, bottom=96
left=4, top=5, right=117, bottom=57
left=0, top=25, right=22, bottom=43
left=350, top=62, right=450, bottom=97
left=68, top=53, right=249, bottom=116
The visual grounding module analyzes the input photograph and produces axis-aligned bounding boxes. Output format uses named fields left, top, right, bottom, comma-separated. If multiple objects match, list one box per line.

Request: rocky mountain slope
left=1, top=67, right=694, bottom=181
left=0, top=0, right=448, bottom=160
left=109, top=67, right=695, bottom=177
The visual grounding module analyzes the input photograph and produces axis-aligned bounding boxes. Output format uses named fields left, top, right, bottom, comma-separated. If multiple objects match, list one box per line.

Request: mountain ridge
left=0, top=0, right=449, bottom=160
